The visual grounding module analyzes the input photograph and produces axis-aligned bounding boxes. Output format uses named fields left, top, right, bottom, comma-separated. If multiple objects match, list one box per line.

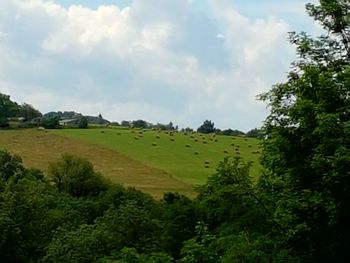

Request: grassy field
left=0, top=128, right=262, bottom=198
left=53, top=127, right=262, bottom=185
left=0, top=129, right=194, bottom=198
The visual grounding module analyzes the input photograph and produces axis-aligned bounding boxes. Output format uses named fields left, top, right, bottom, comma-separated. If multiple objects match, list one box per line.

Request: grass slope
left=0, top=129, right=193, bottom=198
left=53, top=128, right=262, bottom=185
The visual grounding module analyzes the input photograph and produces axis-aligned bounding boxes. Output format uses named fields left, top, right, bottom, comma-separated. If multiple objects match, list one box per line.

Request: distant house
left=59, top=119, right=78, bottom=126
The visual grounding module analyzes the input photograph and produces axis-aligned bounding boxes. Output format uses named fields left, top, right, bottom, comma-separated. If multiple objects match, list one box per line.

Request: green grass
left=0, top=129, right=194, bottom=198
left=53, top=128, right=262, bottom=185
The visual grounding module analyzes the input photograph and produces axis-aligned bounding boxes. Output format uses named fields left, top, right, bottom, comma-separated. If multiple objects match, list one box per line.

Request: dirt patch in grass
left=0, top=129, right=194, bottom=198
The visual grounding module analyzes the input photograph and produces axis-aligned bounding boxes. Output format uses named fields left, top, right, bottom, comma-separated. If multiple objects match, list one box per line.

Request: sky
left=0, top=0, right=321, bottom=131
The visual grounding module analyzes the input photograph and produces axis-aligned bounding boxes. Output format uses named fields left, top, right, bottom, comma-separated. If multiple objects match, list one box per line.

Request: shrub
left=48, top=154, right=109, bottom=197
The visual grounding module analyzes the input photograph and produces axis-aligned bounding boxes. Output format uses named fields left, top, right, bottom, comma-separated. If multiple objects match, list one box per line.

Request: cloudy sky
left=0, top=0, right=320, bottom=131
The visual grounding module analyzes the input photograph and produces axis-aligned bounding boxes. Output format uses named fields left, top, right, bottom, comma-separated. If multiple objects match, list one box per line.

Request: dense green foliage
left=0, top=150, right=276, bottom=262
left=258, top=0, right=350, bottom=261
left=197, top=120, right=216, bottom=134
left=0, top=93, right=42, bottom=127
left=1, top=1, right=349, bottom=262
left=245, top=128, right=264, bottom=139
left=41, top=116, right=60, bottom=129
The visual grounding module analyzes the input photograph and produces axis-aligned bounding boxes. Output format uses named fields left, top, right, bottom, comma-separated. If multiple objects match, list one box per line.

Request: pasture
left=53, top=127, right=262, bottom=185
left=0, top=128, right=262, bottom=197
left=0, top=129, right=193, bottom=198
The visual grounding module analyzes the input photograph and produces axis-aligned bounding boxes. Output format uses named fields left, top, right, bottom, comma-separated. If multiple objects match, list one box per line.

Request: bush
left=42, top=117, right=60, bottom=129
left=48, top=154, right=109, bottom=197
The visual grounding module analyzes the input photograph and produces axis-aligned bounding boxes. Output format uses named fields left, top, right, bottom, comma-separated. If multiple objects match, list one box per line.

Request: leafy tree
left=102, top=247, right=173, bottom=263
left=48, top=154, right=109, bottom=197
left=161, top=193, right=198, bottom=259
left=221, top=129, right=245, bottom=136
left=96, top=200, right=162, bottom=253
left=42, top=116, right=60, bottom=129
left=258, top=0, right=350, bottom=261
left=132, top=120, right=149, bottom=129
left=18, top=103, right=42, bottom=121
left=245, top=128, right=264, bottom=139
left=197, top=157, right=267, bottom=231
left=0, top=93, right=18, bottom=127
left=0, top=150, right=24, bottom=182
left=42, top=224, right=114, bottom=263
left=78, top=116, right=88, bottom=129
left=197, top=120, right=216, bottom=134
left=121, top=120, right=130, bottom=127
left=180, top=222, right=219, bottom=263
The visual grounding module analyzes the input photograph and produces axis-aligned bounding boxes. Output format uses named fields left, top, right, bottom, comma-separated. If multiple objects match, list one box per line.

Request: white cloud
left=0, top=0, right=319, bottom=131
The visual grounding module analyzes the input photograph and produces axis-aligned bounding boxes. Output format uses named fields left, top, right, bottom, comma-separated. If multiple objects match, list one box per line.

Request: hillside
left=0, top=129, right=193, bottom=198
left=53, top=127, right=262, bottom=185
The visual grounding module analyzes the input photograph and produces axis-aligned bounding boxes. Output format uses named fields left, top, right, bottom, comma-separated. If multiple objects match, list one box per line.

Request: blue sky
left=0, top=0, right=320, bottom=131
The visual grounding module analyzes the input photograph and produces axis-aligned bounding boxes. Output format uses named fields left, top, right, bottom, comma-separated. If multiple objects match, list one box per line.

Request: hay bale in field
left=248, top=145, right=252, bottom=148
left=156, top=135, right=160, bottom=139
left=152, top=142, right=157, bottom=146
left=204, top=160, right=210, bottom=164
left=100, top=130, right=105, bottom=133
left=204, top=165, right=210, bottom=168
left=170, top=138, right=175, bottom=141
left=194, top=139, right=198, bottom=142
left=186, top=144, right=191, bottom=148
left=224, top=150, right=228, bottom=154
left=194, top=151, right=199, bottom=155
left=134, top=137, right=139, bottom=140
left=203, top=141, right=207, bottom=144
